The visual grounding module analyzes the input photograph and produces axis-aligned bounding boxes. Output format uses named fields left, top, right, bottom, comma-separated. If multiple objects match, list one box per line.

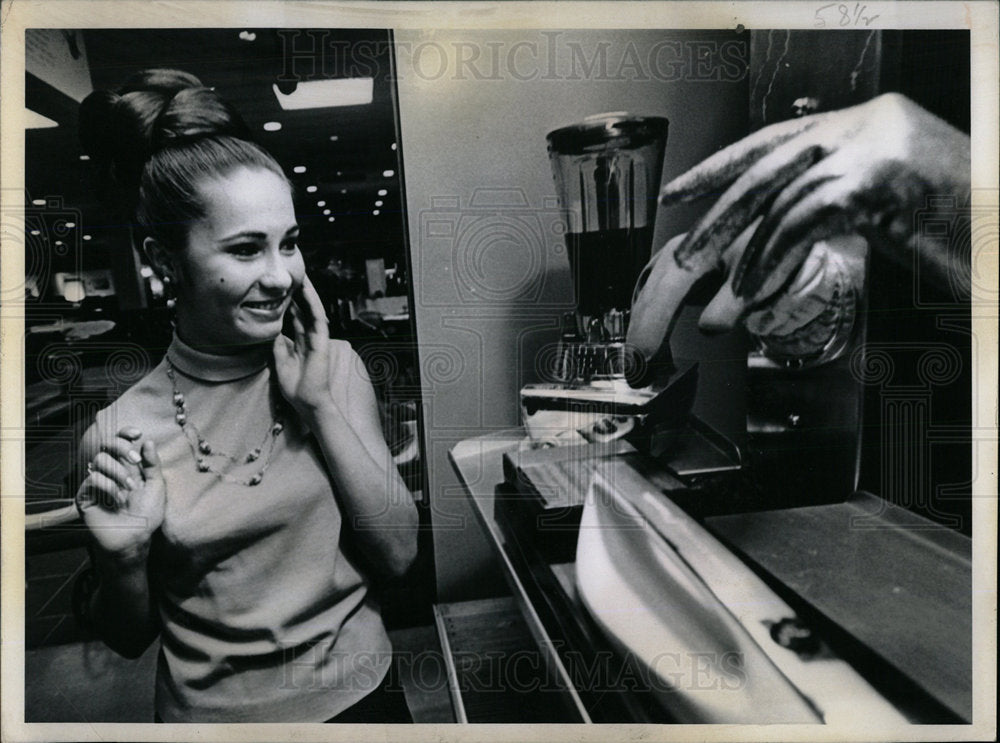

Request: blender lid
left=547, top=113, right=669, bottom=155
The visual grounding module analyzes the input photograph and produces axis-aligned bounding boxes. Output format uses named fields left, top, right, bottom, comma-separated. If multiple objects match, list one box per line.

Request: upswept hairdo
left=79, top=68, right=290, bottom=251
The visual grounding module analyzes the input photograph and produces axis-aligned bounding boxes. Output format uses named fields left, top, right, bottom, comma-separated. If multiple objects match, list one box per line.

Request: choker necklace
left=165, top=360, right=284, bottom=486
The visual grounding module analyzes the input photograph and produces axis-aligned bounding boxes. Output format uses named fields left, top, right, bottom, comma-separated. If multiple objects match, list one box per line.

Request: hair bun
left=152, top=87, right=251, bottom=150
left=79, top=68, right=250, bottom=204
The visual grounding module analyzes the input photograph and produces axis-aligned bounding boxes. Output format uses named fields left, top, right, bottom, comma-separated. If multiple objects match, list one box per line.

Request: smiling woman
left=70, top=68, right=418, bottom=723
left=142, top=167, right=305, bottom=351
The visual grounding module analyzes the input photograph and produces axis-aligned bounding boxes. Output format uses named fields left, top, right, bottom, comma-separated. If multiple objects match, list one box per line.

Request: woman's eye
left=281, top=240, right=300, bottom=254
left=229, top=243, right=262, bottom=257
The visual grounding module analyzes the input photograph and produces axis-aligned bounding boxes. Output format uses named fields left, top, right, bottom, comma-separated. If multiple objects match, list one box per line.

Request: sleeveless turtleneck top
left=91, top=334, right=392, bottom=722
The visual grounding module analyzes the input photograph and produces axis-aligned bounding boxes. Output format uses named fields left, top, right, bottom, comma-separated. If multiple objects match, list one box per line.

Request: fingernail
left=127, top=450, right=142, bottom=464
left=125, top=477, right=137, bottom=490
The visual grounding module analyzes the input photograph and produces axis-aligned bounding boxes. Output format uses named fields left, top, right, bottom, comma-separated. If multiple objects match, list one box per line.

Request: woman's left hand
left=273, top=274, right=334, bottom=418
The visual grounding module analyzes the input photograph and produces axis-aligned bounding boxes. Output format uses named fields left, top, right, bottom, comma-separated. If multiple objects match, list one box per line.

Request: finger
left=102, top=437, right=144, bottom=469
left=82, top=471, right=126, bottom=510
left=734, top=183, right=867, bottom=301
left=289, top=303, right=307, bottom=355
left=273, top=334, right=290, bottom=365
left=299, top=275, right=329, bottom=346
left=674, top=142, right=828, bottom=271
left=92, top=452, right=138, bottom=492
left=660, top=114, right=826, bottom=205
left=139, top=440, right=162, bottom=482
left=627, top=235, right=714, bottom=366
left=697, top=282, right=750, bottom=334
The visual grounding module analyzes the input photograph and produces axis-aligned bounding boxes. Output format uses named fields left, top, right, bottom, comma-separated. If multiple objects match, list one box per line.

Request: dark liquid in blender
left=565, top=225, right=653, bottom=318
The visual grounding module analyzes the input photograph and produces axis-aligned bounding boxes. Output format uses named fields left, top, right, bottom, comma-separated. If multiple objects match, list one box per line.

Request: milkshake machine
left=519, top=113, right=700, bottom=446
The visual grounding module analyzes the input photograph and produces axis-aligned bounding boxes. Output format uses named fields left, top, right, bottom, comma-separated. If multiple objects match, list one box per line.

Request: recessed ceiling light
left=323, top=209, right=331, bottom=215
left=391, top=143, right=397, bottom=151
left=336, top=171, right=342, bottom=177
left=239, top=31, right=257, bottom=42
left=377, top=189, right=388, bottom=196
left=293, top=165, right=307, bottom=174
left=375, top=200, right=383, bottom=207
left=83, top=234, right=92, bottom=241
left=79, top=154, right=90, bottom=161
left=306, top=185, right=318, bottom=193
left=272, top=78, right=374, bottom=110
left=29, top=229, right=41, bottom=236
left=340, top=189, right=347, bottom=194
left=55, top=240, right=64, bottom=247
left=32, top=199, right=45, bottom=206
left=372, top=209, right=380, bottom=216
left=382, top=170, right=395, bottom=178
left=328, top=216, right=335, bottom=222
left=65, top=222, right=76, bottom=229
left=140, top=266, right=154, bottom=277
left=329, top=135, right=339, bottom=142
left=317, top=200, right=326, bottom=207
left=263, top=121, right=282, bottom=132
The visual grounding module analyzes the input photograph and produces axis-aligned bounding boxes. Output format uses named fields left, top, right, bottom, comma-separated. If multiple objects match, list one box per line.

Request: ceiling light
left=317, top=200, right=326, bottom=207
left=83, top=234, right=92, bottom=241
left=372, top=210, right=380, bottom=216
left=55, top=240, right=64, bottom=247
left=65, top=222, right=76, bottom=229
left=375, top=200, right=383, bottom=207
left=382, top=170, right=395, bottom=178
left=336, top=171, right=342, bottom=177
left=329, top=135, right=339, bottom=142
left=340, top=189, right=347, bottom=194
left=79, top=154, right=90, bottom=161
left=26, top=109, right=58, bottom=129
left=272, top=77, right=374, bottom=110
left=263, top=121, right=282, bottom=132
left=391, top=143, right=397, bottom=151
left=293, top=165, right=307, bottom=174
left=29, top=229, right=41, bottom=236
left=32, top=199, right=45, bottom=206
left=306, top=185, right=318, bottom=193
left=140, top=266, right=154, bottom=277
left=323, top=209, right=331, bottom=215
left=377, top=189, right=388, bottom=196
left=239, top=31, right=257, bottom=42
left=328, top=216, right=335, bottom=222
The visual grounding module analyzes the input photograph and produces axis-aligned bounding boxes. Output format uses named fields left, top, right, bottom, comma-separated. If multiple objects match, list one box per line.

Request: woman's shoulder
left=94, top=359, right=169, bottom=433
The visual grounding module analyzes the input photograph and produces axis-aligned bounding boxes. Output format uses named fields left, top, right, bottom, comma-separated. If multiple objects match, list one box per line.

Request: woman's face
left=170, top=166, right=305, bottom=351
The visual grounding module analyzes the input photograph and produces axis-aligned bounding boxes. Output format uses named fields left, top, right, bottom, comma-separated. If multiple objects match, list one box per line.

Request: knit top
left=91, top=333, right=392, bottom=722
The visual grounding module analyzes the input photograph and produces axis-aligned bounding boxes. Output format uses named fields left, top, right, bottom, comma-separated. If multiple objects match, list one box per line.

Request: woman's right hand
left=76, top=426, right=166, bottom=559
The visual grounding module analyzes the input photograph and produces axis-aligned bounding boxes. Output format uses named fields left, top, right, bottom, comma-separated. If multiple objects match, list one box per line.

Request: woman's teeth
left=245, top=298, right=284, bottom=310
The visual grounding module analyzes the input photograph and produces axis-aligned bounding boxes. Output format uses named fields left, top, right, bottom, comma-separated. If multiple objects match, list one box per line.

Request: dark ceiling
left=25, top=28, right=407, bottom=281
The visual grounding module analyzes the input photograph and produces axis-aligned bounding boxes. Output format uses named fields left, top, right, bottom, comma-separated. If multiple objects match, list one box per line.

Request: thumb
left=272, top=334, right=293, bottom=367
left=140, top=439, right=162, bottom=480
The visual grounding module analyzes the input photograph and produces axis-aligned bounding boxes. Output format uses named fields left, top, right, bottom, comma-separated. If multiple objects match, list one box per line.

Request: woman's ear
left=143, top=237, right=174, bottom=281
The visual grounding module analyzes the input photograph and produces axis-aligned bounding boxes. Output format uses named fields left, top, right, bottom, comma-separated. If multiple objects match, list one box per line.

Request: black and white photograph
left=1, top=2, right=996, bottom=741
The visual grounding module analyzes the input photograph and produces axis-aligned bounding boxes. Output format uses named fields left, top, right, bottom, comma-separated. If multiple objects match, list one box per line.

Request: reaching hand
left=76, top=426, right=165, bottom=557
left=272, top=274, right=333, bottom=418
left=628, top=92, right=970, bottom=363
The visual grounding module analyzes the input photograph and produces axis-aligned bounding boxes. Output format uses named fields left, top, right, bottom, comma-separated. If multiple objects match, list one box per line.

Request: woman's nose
left=259, top=252, right=296, bottom=291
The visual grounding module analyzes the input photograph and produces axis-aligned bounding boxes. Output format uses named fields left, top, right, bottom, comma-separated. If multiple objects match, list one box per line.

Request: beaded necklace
left=165, top=360, right=284, bottom=486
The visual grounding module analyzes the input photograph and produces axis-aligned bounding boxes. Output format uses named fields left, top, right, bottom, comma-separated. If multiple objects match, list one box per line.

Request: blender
left=520, top=113, right=697, bottom=444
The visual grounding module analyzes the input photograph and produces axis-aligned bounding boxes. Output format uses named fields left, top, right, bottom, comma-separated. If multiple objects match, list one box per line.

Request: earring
left=161, top=274, right=176, bottom=309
